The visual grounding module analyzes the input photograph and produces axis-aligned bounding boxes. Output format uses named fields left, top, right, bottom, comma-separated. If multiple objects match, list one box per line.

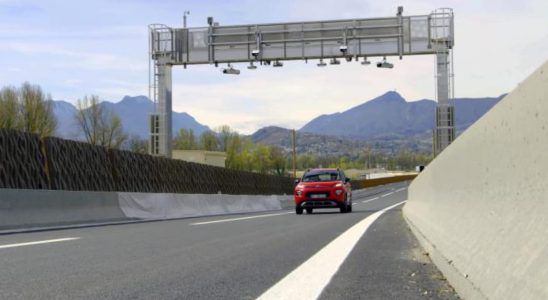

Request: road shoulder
left=320, top=209, right=460, bottom=299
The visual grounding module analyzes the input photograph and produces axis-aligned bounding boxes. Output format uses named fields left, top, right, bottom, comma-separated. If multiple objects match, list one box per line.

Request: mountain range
left=52, top=96, right=210, bottom=140
left=299, top=91, right=504, bottom=140
left=252, top=91, right=504, bottom=154
left=52, top=92, right=504, bottom=154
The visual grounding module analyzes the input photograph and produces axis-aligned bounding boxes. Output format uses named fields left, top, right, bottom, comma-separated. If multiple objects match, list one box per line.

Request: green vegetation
left=0, top=82, right=57, bottom=137
left=173, top=128, right=198, bottom=150
left=173, top=126, right=287, bottom=175
left=293, top=151, right=432, bottom=172
left=173, top=125, right=432, bottom=176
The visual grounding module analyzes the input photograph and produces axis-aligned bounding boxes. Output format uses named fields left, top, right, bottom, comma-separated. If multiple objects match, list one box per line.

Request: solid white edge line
left=362, top=196, right=380, bottom=203
left=257, top=200, right=406, bottom=300
left=190, top=212, right=293, bottom=226
left=0, top=237, right=81, bottom=250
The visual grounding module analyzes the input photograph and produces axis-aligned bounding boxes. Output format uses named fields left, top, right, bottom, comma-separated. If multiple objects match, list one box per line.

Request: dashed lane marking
left=0, top=237, right=81, bottom=250
left=362, top=196, right=380, bottom=204
left=190, top=212, right=293, bottom=226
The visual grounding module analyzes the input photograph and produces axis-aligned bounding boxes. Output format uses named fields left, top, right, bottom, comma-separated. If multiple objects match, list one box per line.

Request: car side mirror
left=345, top=178, right=351, bottom=183
left=294, top=179, right=300, bottom=185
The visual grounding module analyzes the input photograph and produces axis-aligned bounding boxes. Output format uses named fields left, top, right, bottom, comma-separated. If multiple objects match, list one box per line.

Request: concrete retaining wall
left=404, top=60, right=548, bottom=300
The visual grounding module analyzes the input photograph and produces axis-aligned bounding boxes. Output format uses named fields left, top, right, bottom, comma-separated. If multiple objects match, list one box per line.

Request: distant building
left=172, top=150, right=227, bottom=168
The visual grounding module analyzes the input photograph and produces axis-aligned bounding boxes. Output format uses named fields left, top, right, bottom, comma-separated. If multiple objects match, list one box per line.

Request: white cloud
left=6, top=42, right=147, bottom=72
left=2, top=0, right=547, bottom=134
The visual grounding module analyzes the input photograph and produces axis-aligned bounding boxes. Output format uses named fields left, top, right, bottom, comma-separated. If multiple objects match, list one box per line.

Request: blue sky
left=1, top=0, right=547, bottom=133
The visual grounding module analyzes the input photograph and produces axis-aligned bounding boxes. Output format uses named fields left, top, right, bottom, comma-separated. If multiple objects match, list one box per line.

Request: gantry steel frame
left=148, top=6, right=455, bottom=158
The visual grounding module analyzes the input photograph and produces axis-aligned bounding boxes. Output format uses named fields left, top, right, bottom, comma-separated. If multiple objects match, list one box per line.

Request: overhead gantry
left=148, top=7, right=455, bottom=158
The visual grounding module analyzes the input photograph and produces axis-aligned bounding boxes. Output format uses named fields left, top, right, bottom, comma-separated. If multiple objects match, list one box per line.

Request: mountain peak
left=120, top=95, right=151, bottom=105
left=52, top=95, right=209, bottom=140
left=370, top=91, right=406, bottom=104
left=299, top=91, right=503, bottom=140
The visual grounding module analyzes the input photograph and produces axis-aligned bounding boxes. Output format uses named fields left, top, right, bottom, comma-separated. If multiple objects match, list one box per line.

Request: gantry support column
left=149, top=59, right=173, bottom=158
left=434, top=50, right=455, bottom=155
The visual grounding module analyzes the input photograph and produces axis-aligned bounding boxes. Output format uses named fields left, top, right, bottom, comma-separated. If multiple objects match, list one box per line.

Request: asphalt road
left=0, top=182, right=459, bottom=299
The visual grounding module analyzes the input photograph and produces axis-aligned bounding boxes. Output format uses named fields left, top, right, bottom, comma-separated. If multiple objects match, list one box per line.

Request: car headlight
left=335, top=189, right=343, bottom=195
left=296, top=190, right=303, bottom=196
left=334, top=183, right=343, bottom=188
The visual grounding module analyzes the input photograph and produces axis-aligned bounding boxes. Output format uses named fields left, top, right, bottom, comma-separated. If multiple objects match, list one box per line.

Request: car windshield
left=302, top=171, right=340, bottom=182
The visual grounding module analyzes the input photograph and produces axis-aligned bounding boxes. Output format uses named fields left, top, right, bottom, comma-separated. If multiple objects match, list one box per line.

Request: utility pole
left=184, top=11, right=190, bottom=28
left=366, top=147, right=371, bottom=170
left=292, top=129, right=296, bottom=178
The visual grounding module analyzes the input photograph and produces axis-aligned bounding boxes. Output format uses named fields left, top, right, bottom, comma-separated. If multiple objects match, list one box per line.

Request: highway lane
left=0, top=182, right=457, bottom=299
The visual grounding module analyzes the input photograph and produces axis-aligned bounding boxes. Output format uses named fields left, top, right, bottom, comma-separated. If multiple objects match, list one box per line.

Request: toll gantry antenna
left=148, top=6, right=455, bottom=158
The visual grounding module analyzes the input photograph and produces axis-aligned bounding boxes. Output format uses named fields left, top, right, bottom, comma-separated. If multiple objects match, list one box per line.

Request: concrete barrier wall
left=0, top=189, right=127, bottom=230
left=404, top=60, right=548, bottom=300
left=0, top=189, right=290, bottom=231
left=118, top=193, right=286, bottom=220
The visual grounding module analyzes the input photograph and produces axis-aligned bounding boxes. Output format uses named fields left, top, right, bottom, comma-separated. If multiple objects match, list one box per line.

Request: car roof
left=304, top=168, right=340, bottom=174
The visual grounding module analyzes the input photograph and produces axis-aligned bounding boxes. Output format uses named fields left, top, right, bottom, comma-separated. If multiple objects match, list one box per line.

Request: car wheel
left=296, top=206, right=303, bottom=215
left=306, top=208, right=313, bottom=214
left=340, top=203, right=348, bottom=213
left=347, top=204, right=352, bottom=213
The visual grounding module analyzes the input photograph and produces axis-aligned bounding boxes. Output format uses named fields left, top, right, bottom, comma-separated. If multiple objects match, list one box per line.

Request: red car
left=294, top=168, right=352, bottom=214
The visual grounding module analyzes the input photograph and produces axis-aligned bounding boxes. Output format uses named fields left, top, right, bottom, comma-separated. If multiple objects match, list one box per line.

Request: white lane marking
left=0, top=237, right=80, bottom=250
left=190, top=212, right=293, bottom=226
left=381, top=192, right=393, bottom=197
left=362, top=196, right=380, bottom=204
left=257, top=201, right=406, bottom=300
left=394, top=188, right=407, bottom=193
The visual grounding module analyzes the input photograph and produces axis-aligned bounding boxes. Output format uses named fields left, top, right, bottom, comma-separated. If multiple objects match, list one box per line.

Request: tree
left=338, top=156, right=350, bottom=170
left=252, top=144, right=273, bottom=174
left=100, top=113, right=126, bottom=149
left=199, top=131, right=219, bottom=151
left=74, top=95, right=127, bottom=149
left=217, top=125, right=234, bottom=152
left=224, top=132, right=242, bottom=169
left=125, top=135, right=148, bottom=154
left=0, top=83, right=57, bottom=137
left=19, top=82, right=57, bottom=137
left=173, top=128, right=197, bottom=150
left=270, top=146, right=287, bottom=176
left=0, top=86, right=19, bottom=129
left=239, top=137, right=255, bottom=171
